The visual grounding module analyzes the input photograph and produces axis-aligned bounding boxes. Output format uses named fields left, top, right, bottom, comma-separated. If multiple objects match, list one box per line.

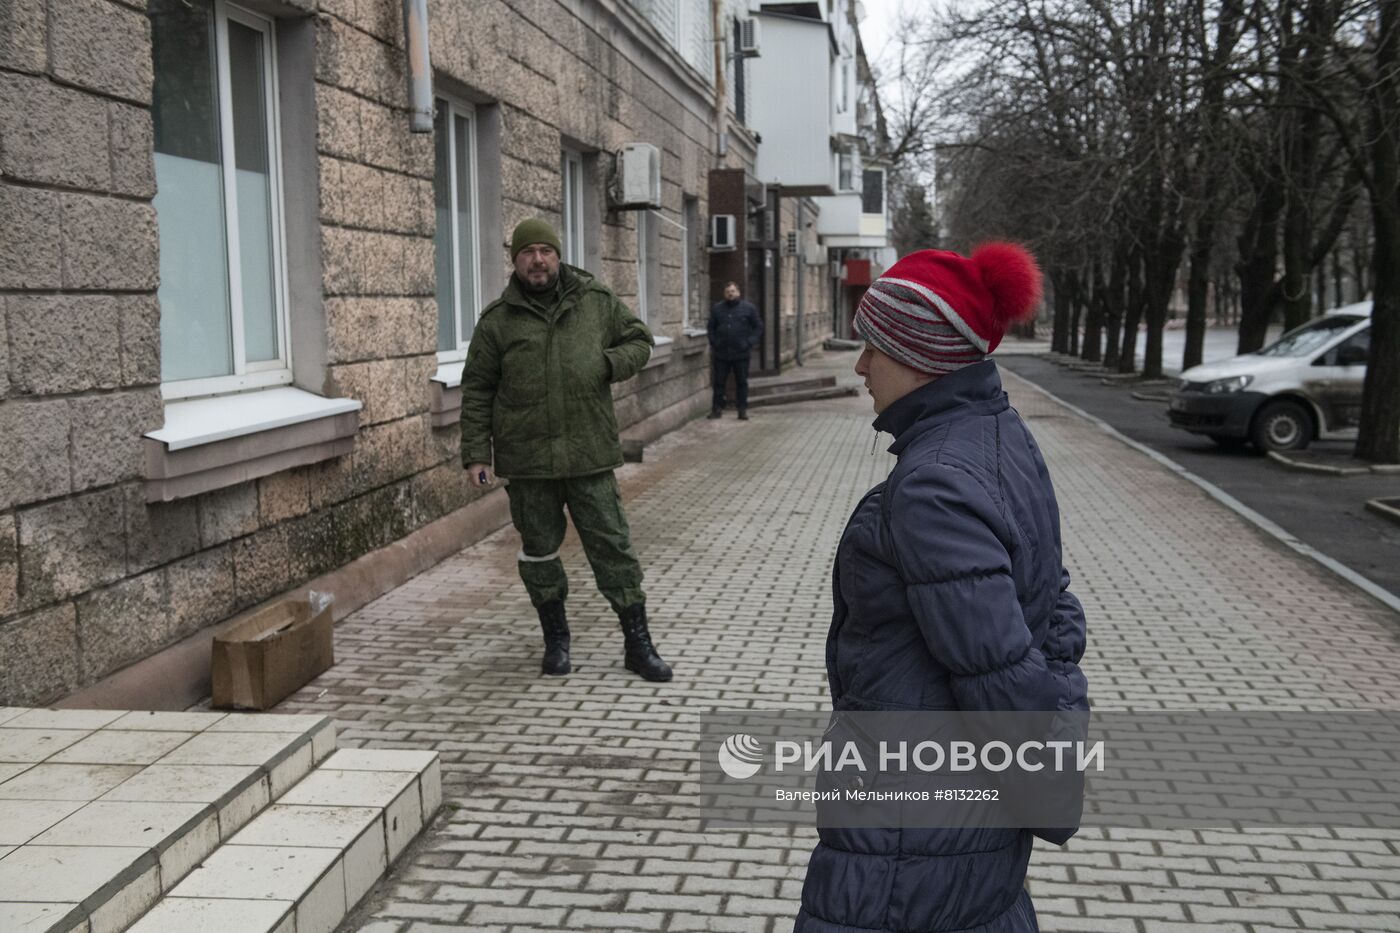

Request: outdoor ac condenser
left=737, top=18, right=761, bottom=56
left=615, top=143, right=661, bottom=208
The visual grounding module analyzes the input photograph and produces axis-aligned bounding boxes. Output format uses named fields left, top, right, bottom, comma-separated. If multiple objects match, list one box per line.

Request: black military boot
left=707, top=408, right=722, bottom=419
left=536, top=600, right=571, bottom=676
left=617, top=604, right=672, bottom=682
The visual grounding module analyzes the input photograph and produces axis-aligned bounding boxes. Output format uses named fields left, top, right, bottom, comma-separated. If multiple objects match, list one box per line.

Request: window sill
left=642, top=336, right=674, bottom=371
left=143, top=387, right=362, bottom=502
left=431, top=361, right=463, bottom=390
left=429, top=362, right=462, bottom=429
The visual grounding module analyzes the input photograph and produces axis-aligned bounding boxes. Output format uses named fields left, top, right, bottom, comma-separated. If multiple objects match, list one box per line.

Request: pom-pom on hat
left=853, top=242, right=1043, bottom=375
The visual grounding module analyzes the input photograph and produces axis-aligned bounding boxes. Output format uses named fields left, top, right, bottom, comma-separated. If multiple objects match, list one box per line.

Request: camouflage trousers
left=504, top=471, right=646, bottom=614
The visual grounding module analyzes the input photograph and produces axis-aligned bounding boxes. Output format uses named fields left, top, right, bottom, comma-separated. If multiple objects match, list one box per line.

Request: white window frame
left=435, top=95, right=482, bottom=366
left=561, top=148, right=586, bottom=268
left=161, top=0, right=292, bottom=401
left=837, top=148, right=858, bottom=193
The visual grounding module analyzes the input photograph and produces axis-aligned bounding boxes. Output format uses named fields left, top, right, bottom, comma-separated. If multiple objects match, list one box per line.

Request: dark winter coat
left=460, top=265, right=654, bottom=479
left=795, top=360, right=1090, bottom=933
left=708, top=298, right=763, bottom=360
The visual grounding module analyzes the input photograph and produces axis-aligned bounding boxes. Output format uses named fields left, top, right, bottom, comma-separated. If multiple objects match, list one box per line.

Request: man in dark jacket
left=706, top=281, right=762, bottom=419
left=460, top=219, right=672, bottom=683
left=795, top=244, right=1089, bottom=933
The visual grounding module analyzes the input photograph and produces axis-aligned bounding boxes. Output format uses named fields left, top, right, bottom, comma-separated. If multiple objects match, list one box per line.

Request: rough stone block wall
left=1, top=0, right=165, bottom=703
left=0, top=0, right=736, bottom=705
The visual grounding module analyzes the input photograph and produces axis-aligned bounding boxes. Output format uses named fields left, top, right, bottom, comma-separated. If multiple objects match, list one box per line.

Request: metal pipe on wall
left=795, top=199, right=805, bottom=366
left=403, top=0, right=433, bottom=133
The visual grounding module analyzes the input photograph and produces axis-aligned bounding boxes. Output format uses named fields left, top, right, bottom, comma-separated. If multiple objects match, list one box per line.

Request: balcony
left=813, top=164, right=887, bottom=248
left=750, top=5, right=837, bottom=194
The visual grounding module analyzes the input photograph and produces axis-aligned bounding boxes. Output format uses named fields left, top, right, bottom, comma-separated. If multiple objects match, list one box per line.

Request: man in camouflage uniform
left=460, top=219, right=672, bottom=682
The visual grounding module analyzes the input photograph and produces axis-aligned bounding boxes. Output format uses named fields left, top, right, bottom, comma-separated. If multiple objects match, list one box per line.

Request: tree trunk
left=1333, top=249, right=1345, bottom=308
left=1236, top=174, right=1285, bottom=352
left=1356, top=0, right=1400, bottom=463
left=1281, top=197, right=1314, bottom=328
left=1358, top=210, right=1400, bottom=462
left=1050, top=270, right=1072, bottom=354
left=1142, top=232, right=1185, bottom=379
left=1083, top=261, right=1106, bottom=362
left=1103, top=248, right=1127, bottom=370
left=1185, top=213, right=1214, bottom=370
left=1118, top=249, right=1144, bottom=373
left=1068, top=272, right=1082, bottom=357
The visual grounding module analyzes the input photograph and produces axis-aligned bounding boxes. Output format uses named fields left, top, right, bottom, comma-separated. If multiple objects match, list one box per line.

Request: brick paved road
left=281, top=357, right=1400, bottom=932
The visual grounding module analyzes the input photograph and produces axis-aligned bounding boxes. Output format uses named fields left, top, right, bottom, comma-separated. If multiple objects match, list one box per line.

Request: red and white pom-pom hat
left=853, top=242, right=1043, bottom=376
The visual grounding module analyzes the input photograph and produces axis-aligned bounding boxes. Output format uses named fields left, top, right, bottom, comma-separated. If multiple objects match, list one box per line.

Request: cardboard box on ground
left=211, top=592, right=336, bottom=710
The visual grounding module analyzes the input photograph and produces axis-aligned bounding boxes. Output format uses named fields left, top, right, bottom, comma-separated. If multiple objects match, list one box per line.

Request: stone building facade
left=0, top=0, right=856, bottom=706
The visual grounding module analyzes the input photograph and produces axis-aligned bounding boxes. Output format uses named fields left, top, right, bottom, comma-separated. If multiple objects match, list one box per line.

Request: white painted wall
left=813, top=192, right=862, bottom=237
left=751, top=13, right=835, bottom=191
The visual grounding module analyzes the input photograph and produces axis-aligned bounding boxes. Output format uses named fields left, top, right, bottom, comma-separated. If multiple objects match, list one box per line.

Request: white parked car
left=1168, top=302, right=1372, bottom=452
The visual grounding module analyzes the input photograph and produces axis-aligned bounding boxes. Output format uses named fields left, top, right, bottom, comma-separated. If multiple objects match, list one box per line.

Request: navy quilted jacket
left=795, top=360, right=1090, bottom=933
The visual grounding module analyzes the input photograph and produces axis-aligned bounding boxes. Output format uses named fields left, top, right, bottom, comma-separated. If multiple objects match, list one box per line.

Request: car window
left=1258, top=315, right=1364, bottom=357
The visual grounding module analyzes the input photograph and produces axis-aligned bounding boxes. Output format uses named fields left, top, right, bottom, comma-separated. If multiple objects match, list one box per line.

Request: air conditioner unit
left=805, top=244, right=826, bottom=266
left=710, top=214, right=737, bottom=251
left=737, top=18, right=761, bottom=57
left=614, top=143, right=661, bottom=208
left=783, top=231, right=799, bottom=256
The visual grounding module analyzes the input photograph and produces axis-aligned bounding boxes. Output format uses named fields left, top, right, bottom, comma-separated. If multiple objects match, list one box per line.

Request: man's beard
left=521, top=270, right=558, bottom=294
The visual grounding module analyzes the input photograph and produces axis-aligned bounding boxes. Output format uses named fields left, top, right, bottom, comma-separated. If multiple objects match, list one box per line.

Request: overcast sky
left=856, top=0, right=908, bottom=85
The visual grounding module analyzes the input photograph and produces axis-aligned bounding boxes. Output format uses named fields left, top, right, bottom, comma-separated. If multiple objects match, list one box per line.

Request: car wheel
left=1208, top=435, right=1248, bottom=450
left=1250, top=400, right=1314, bottom=452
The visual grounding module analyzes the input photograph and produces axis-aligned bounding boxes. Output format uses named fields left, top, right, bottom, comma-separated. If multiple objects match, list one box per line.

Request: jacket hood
left=874, top=359, right=1009, bottom=456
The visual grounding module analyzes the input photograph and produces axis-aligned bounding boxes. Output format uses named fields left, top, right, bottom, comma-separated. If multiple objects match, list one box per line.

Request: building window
left=862, top=167, right=885, bottom=214
left=150, top=0, right=288, bottom=396
left=839, top=60, right=850, bottom=113
left=433, top=97, right=481, bottom=358
left=838, top=149, right=856, bottom=192
left=562, top=149, right=586, bottom=268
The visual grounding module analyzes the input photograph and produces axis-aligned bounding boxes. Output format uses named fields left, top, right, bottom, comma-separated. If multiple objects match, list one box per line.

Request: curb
left=1002, top=369, right=1400, bottom=618
left=1268, top=450, right=1379, bottom=476
left=1366, top=498, right=1400, bottom=528
left=748, top=386, right=859, bottom=408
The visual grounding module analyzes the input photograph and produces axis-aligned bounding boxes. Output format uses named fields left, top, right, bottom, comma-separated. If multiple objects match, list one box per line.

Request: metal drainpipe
left=771, top=187, right=782, bottom=371
left=403, top=0, right=433, bottom=133
left=795, top=199, right=805, bottom=366
left=711, top=0, right=728, bottom=167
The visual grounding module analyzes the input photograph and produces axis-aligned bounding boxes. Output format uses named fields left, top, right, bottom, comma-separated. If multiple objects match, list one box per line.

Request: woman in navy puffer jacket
left=794, top=244, right=1090, bottom=933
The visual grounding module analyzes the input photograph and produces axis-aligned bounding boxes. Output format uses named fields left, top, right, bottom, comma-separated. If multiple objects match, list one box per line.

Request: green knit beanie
left=510, top=218, right=562, bottom=260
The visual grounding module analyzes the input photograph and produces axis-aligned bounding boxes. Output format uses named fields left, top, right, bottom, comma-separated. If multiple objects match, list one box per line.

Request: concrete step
left=0, top=708, right=335, bottom=933
left=747, top=385, right=858, bottom=408
left=747, top=374, right=837, bottom=398
left=126, top=748, right=441, bottom=933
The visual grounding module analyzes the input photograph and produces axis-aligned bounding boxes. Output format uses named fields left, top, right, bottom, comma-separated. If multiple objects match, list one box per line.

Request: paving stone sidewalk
left=277, top=360, right=1400, bottom=933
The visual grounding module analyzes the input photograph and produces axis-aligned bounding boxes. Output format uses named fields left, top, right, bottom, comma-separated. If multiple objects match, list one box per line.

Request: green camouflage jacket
left=460, top=265, right=654, bottom=478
